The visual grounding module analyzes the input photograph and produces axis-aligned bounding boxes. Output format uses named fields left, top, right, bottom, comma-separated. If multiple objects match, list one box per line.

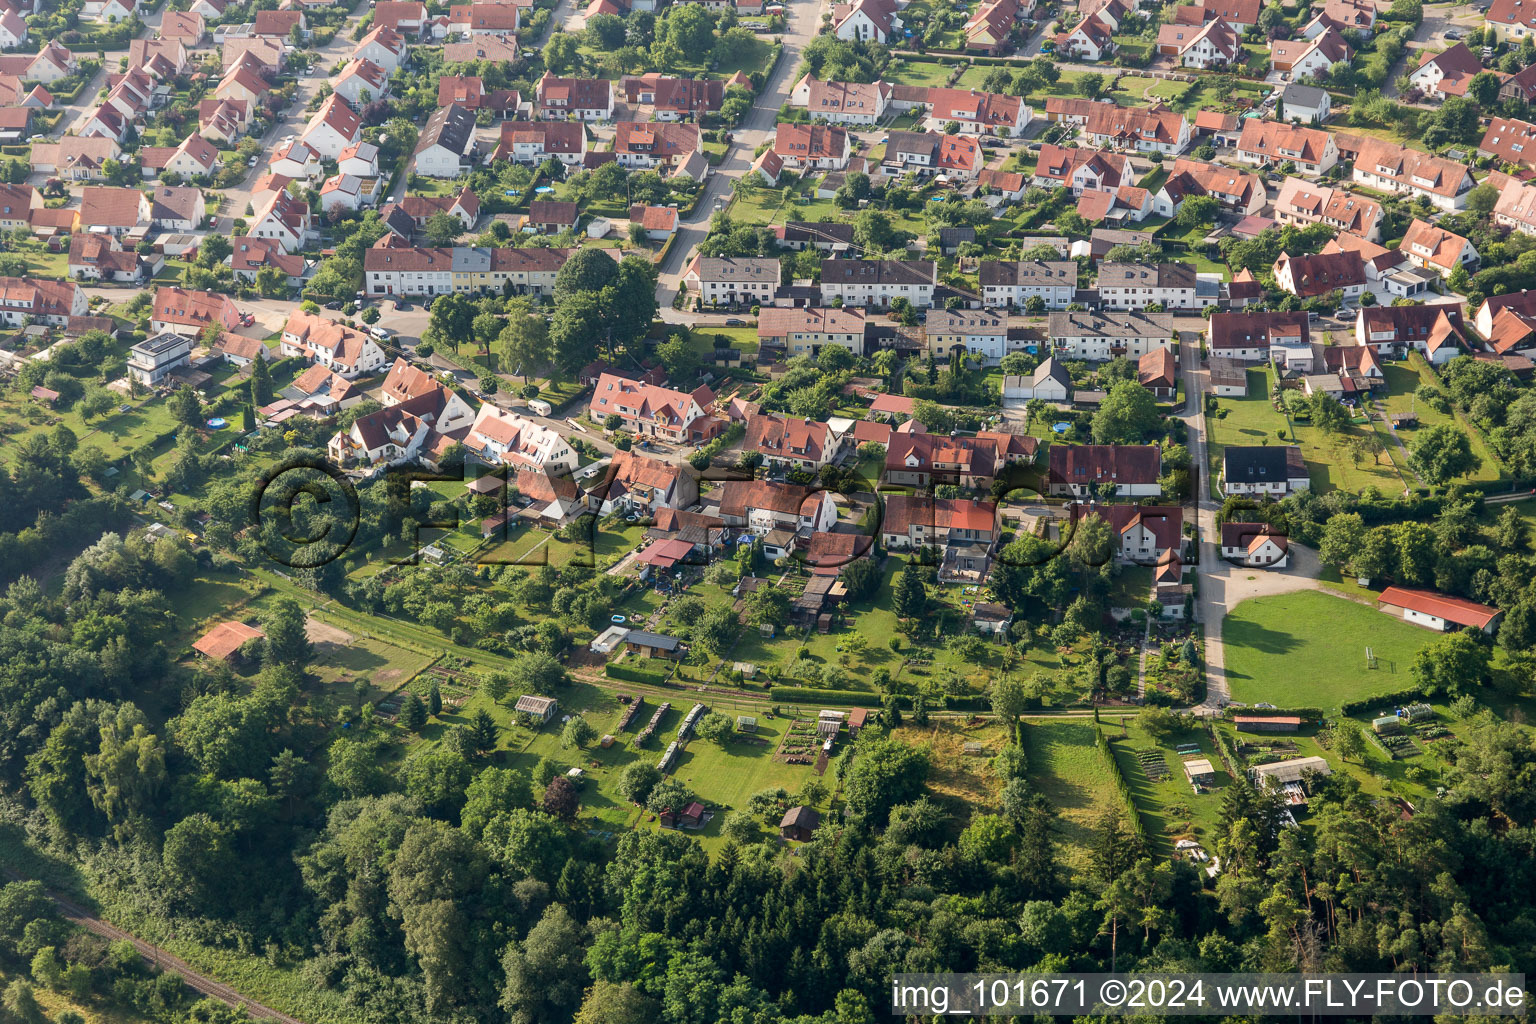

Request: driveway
left=1180, top=342, right=1324, bottom=711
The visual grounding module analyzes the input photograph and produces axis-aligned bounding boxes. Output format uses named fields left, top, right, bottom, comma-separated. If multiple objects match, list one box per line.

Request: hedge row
left=770, top=687, right=881, bottom=707
left=1096, top=726, right=1150, bottom=851
left=605, top=662, right=672, bottom=685
left=1340, top=689, right=1423, bottom=717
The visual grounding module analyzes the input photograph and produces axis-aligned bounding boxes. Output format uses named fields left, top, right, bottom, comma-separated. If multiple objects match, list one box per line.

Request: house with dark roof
left=415, top=104, right=477, bottom=177
left=1220, top=445, right=1308, bottom=496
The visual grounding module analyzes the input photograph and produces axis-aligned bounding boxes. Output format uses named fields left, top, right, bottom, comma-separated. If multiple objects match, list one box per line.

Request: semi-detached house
left=684, top=256, right=781, bottom=306
left=924, top=308, right=1008, bottom=364
left=820, top=259, right=937, bottom=308
left=716, top=480, right=838, bottom=537
left=588, top=373, right=723, bottom=442
left=1207, top=310, right=1310, bottom=362
left=744, top=412, right=847, bottom=471
left=1235, top=119, right=1338, bottom=175
left=1096, top=262, right=1204, bottom=310
left=979, top=260, right=1077, bottom=309
left=757, top=306, right=866, bottom=357
left=1351, top=138, right=1475, bottom=211
left=1049, top=310, right=1176, bottom=361
left=280, top=310, right=388, bottom=378
left=0, top=277, right=86, bottom=327
left=1046, top=444, right=1162, bottom=497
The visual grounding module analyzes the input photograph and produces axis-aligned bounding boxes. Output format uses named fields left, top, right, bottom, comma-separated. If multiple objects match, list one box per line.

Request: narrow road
left=1, top=870, right=306, bottom=1024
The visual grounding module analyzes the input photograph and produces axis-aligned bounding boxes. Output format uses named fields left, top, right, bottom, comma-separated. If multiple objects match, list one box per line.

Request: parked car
left=324, top=300, right=342, bottom=310
left=725, top=318, right=746, bottom=326
left=1445, top=28, right=1461, bottom=38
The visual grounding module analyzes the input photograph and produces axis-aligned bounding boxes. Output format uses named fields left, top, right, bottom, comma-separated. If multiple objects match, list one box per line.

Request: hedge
left=770, top=686, right=881, bottom=707
left=1096, top=726, right=1149, bottom=850
left=605, top=662, right=673, bottom=685
left=1340, top=689, right=1424, bottom=716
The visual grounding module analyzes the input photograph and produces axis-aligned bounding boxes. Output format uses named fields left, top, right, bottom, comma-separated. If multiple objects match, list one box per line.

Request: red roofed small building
left=151, top=286, right=240, bottom=336
left=773, top=123, right=851, bottom=170
left=627, top=204, right=678, bottom=241
left=1378, top=587, right=1503, bottom=633
left=193, top=621, right=266, bottom=661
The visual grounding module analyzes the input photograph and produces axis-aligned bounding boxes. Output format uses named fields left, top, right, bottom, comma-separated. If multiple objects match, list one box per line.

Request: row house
left=924, top=308, right=1008, bottom=364
left=1049, top=310, right=1176, bottom=360
left=820, top=259, right=937, bottom=308
left=364, top=245, right=592, bottom=296
left=717, top=480, right=838, bottom=539
left=979, top=259, right=1077, bottom=309
left=757, top=306, right=866, bottom=357
left=1046, top=444, right=1162, bottom=498
left=1235, top=119, right=1338, bottom=175
left=683, top=256, right=780, bottom=306
left=1096, top=262, right=1203, bottom=310
left=880, top=495, right=997, bottom=557
left=1273, top=177, right=1384, bottom=242
left=1351, top=138, right=1475, bottom=211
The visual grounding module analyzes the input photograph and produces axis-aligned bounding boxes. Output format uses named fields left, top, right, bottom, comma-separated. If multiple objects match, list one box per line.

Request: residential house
left=0, top=183, right=38, bottom=230
left=1138, top=346, right=1177, bottom=398
left=612, top=120, right=700, bottom=169
left=1082, top=102, right=1190, bottom=155
left=1069, top=501, right=1184, bottom=563
left=536, top=72, right=614, bottom=120
left=127, top=333, right=194, bottom=386
left=588, top=449, right=696, bottom=514
left=1269, top=26, right=1352, bottom=78
left=923, top=86, right=1029, bottom=135
left=1273, top=177, right=1384, bottom=241
left=1480, top=115, right=1536, bottom=168
left=1058, top=13, right=1116, bottom=61
left=1302, top=0, right=1375, bottom=35
left=1279, top=82, right=1331, bottom=122
left=68, top=233, right=152, bottom=283
left=332, top=58, right=389, bottom=108
left=373, top=0, right=429, bottom=35
left=280, top=308, right=388, bottom=377
left=353, top=26, right=408, bottom=73
left=684, top=256, right=781, bottom=306
left=757, top=306, right=867, bottom=356
left=495, top=120, right=587, bottom=165
left=222, top=37, right=286, bottom=76
left=1031, top=143, right=1129, bottom=194
left=1488, top=0, right=1536, bottom=37
left=744, top=411, right=847, bottom=470
left=1163, top=158, right=1264, bottom=214
left=1156, top=16, right=1241, bottom=68
left=1220, top=445, right=1309, bottom=495
left=979, top=260, right=1078, bottom=309
left=588, top=373, right=722, bottom=442
left=716, top=480, right=838, bottom=538
left=624, top=74, right=726, bottom=120
left=820, top=259, right=937, bottom=307
left=526, top=199, right=577, bottom=233
left=437, top=76, right=519, bottom=113
left=628, top=204, right=678, bottom=241
left=1046, top=444, right=1162, bottom=497
left=1493, top=173, right=1536, bottom=237
left=925, top=308, right=1008, bottom=364
left=977, top=168, right=1027, bottom=199
left=465, top=405, right=577, bottom=472
left=880, top=495, right=997, bottom=556
left=147, top=186, right=206, bottom=232
left=773, top=123, right=851, bottom=170
left=1097, top=262, right=1206, bottom=310
left=1002, top=356, right=1071, bottom=403
left=327, top=389, right=471, bottom=467
left=395, top=189, right=479, bottom=232
left=1208, top=310, right=1310, bottom=362
left=78, top=186, right=149, bottom=235
left=228, top=236, right=308, bottom=288
left=300, top=94, right=360, bottom=161
left=1401, top=218, right=1478, bottom=277
left=1220, top=522, right=1290, bottom=567
left=150, top=286, right=239, bottom=336
left=831, top=0, right=901, bottom=43
left=1235, top=119, right=1338, bottom=175
left=1355, top=305, right=1468, bottom=363
left=249, top=187, right=312, bottom=253
left=1273, top=250, right=1366, bottom=300
left=1050, top=310, right=1176, bottom=360
left=158, top=10, right=205, bottom=45
left=414, top=103, right=476, bottom=177
left=1408, top=42, right=1486, bottom=100
left=885, top=433, right=1006, bottom=489
left=252, top=9, right=306, bottom=37
left=1351, top=137, right=1474, bottom=211
left=790, top=75, right=891, bottom=125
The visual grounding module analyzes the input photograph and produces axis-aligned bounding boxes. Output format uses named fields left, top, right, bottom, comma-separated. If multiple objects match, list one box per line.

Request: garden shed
left=514, top=694, right=558, bottom=723
left=780, top=805, right=820, bottom=841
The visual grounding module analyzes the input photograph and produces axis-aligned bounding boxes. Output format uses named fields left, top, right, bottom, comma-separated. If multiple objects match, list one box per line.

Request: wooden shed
left=514, top=694, right=559, bottom=724
left=779, top=805, right=820, bottom=841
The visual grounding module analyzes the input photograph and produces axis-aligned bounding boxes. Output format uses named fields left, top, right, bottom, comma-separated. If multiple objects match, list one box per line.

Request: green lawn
left=1221, top=591, right=1433, bottom=710
left=887, top=58, right=954, bottom=87
left=1378, top=355, right=1504, bottom=487
left=1104, top=713, right=1228, bottom=853
left=1206, top=367, right=1407, bottom=494
left=1023, top=719, right=1119, bottom=872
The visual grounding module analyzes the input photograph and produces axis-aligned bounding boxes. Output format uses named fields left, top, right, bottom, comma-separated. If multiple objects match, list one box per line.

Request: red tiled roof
left=1377, top=586, right=1501, bottom=628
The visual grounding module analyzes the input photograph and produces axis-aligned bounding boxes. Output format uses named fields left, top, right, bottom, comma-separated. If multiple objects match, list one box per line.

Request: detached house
left=1273, top=250, right=1366, bottom=300
left=150, top=286, right=240, bottom=336
left=1220, top=445, right=1309, bottom=496
left=1356, top=305, right=1468, bottom=364
left=1235, top=119, right=1338, bottom=175
left=250, top=187, right=312, bottom=253
left=744, top=412, right=847, bottom=470
left=717, top=480, right=838, bottom=538
left=885, top=433, right=1005, bottom=489
left=1400, top=218, right=1478, bottom=277
left=1156, top=16, right=1241, bottom=68
left=1207, top=310, right=1310, bottom=363
left=332, top=58, right=390, bottom=108
left=1408, top=42, right=1487, bottom=100
left=773, top=123, right=851, bottom=171
left=280, top=309, right=388, bottom=378
left=1032, top=144, right=1129, bottom=194
left=588, top=373, right=723, bottom=442
left=1221, top=522, right=1290, bottom=567
left=831, top=0, right=902, bottom=43
left=790, top=75, right=891, bottom=125
left=301, top=94, right=361, bottom=161
left=496, top=120, right=586, bottom=165
left=1069, top=502, right=1184, bottom=563
left=1082, top=103, right=1189, bottom=155
left=1351, top=138, right=1474, bottom=211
